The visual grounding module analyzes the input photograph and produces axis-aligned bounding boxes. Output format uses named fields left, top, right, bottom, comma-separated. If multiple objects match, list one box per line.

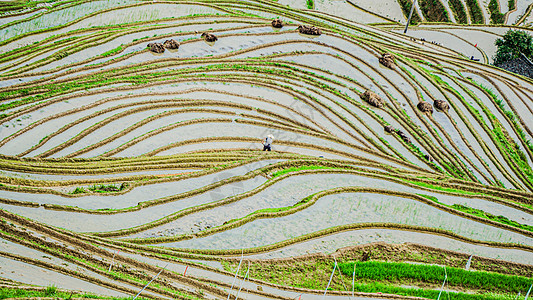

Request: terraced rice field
left=0, top=1, right=532, bottom=300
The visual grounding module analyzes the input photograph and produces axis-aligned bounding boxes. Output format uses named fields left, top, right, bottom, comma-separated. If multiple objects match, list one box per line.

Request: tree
left=494, top=30, right=533, bottom=65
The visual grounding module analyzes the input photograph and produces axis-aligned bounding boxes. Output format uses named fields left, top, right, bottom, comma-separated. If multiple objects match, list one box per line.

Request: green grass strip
left=465, top=0, right=484, bottom=24
left=339, top=261, right=530, bottom=292
left=451, top=203, right=533, bottom=232
left=271, top=165, right=339, bottom=177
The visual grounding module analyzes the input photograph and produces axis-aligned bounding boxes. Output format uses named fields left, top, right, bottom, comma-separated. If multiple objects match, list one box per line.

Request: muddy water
left=129, top=172, right=450, bottom=238
left=435, top=194, right=533, bottom=226
left=0, top=90, right=180, bottom=142
left=8, top=169, right=532, bottom=234
left=0, top=168, right=201, bottom=181
left=343, top=0, right=404, bottom=21
left=0, top=0, right=137, bottom=42
left=441, top=90, right=513, bottom=187
left=0, top=160, right=278, bottom=210
left=0, top=9, right=45, bottom=26
left=245, top=229, right=533, bottom=265
left=34, top=22, right=262, bottom=73
left=315, top=0, right=388, bottom=23
left=0, top=2, right=224, bottom=53
left=72, top=30, right=373, bottom=74
left=1, top=238, right=82, bottom=273
left=13, top=107, right=134, bottom=157
left=273, top=54, right=374, bottom=87
left=158, top=142, right=351, bottom=160
left=79, top=110, right=253, bottom=158
left=75, top=3, right=224, bottom=29
left=394, top=29, right=484, bottom=61
left=3, top=44, right=72, bottom=75
left=55, top=109, right=250, bottom=158
left=49, top=107, right=178, bottom=157
left=272, top=55, right=400, bottom=150
left=0, top=238, right=150, bottom=296
left=162, top=190, right=533, bottom=249
left=0, top=177, right=267, bottom=232
left=2, top=98, right=175, bottom=157
left=174, top=79, right=369, bottom=146
left=507, top=0, right=531, bottom=24
left=417, top=77, right=496, bottom=183
left=0, top=256, right=128, bottom=297
left=443, top=88, right=521, bottom=187
left=439, top=28, right=498, bottom=60
left=115, top=121, right=403, bottom=168
left=509, top=87, right=533, bottom=138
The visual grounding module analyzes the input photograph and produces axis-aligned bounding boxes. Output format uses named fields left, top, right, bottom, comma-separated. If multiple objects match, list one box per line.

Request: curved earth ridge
left=0, top=1, right=532, bottom=300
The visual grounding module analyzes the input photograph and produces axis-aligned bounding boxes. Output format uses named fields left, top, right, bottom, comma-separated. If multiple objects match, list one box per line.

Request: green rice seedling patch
left=451, top=204, right=533, bottom=232
left=230, top=259, right=519, bottom=300
left=397, top=0, right=422, bottom=24
left=449, top=0, right=468, bottom=23
left=488, top=0, right=505, bottom=24
left=339, top=261, right=530, bottom=292
left=419, top=0, right=450, bottom=22
left=271, top=165, right=342, bottom=177
left=88, top=182, right=128, bottom=193
left=465, top=0, right=484, bottom=23
left=0, top=287, right=123, bottom=299
left=417, top=193, right=533, bottom=230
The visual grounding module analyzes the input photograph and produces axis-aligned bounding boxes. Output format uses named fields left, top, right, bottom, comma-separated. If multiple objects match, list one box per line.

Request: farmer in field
left=262, top=134, right=274, bottom=151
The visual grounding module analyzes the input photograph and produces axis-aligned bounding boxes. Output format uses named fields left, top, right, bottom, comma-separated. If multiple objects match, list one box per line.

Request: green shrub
left=306, top=0, right=314, bottom=9
left=494, top=29, right=533, bottom=64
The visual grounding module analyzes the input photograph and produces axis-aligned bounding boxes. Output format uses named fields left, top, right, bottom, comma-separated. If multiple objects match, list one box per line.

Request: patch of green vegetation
left=488, top=0, right=505, bottom=24
left=404, top=178, right=478, bottom=196
left=44, top=285, right=57, bottom=297
left=339, top=261, right=530, bottom=292
left=271, top=165, right=338, bottom=177
left=306, top=0, right=314, bottom=9
left=72, top=187, right=87, bottom=194
left=433, top=72, right=532, bottom=189
left=451, top=204, right=533, bottom=232
left=0, top=286, right=137, bottom=299
left=449, top=0, right=468, bottom=23
left=494, top=29, right=533, bottom=64
left=0, top=0, right=32, bottom=13
left=418, top=193, right=533, bottom=232
left=465, top=0, right=484, bottom=23
left=237, top=259, right=520, bottom=300
left=102, top=45, right=124, bottom=57
left=508, top=0, right=515, bottom=11
left=397, top=0, right=422, bottom=24
left=88, top=183, right=128, bottom=193
left=491, top=93, right=533, bottom=155
left=55, top=51, right=68, bottom=60
left=472, top=82, right=533, bottom=185
left=419, top=0, right=450, bottom=22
